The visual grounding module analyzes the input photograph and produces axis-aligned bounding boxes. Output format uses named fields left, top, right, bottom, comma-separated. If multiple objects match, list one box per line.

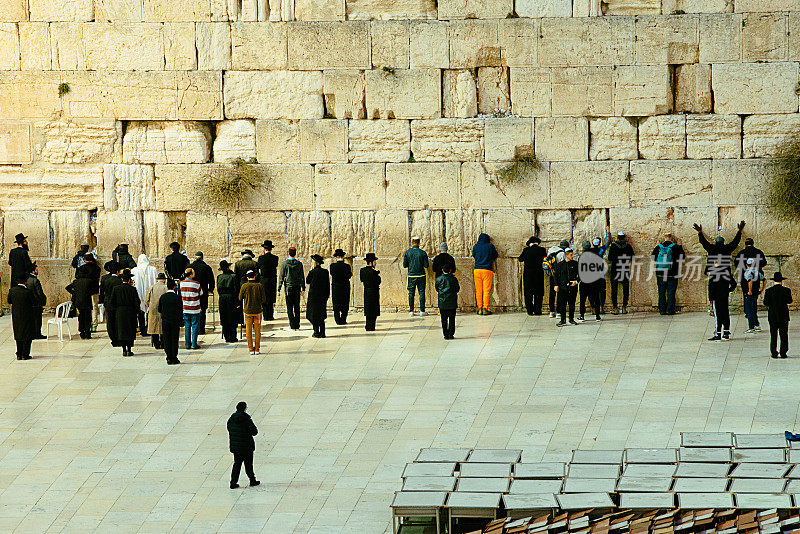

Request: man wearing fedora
left=257, top=240, right=279, bottom=321
left=8, top=233, right=32, bottom=286
left=764, top=272, right=792, bottom=359
left=25, top=262, right=47, bottom=339
left=145, top=273, right=168, bottom=349
left=330, top=249, right=352, bottom=325
left=217, top=260, right=239, bottom=343
left=306, top=255, right=330, bottom=338
left=361, top=253, right=381, bottom=332
left=158, top=278, right=182, bottom=365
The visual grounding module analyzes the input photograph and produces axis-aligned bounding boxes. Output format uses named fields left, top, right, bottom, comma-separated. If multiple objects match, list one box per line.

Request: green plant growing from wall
left=493, top=145, right=540, bottom=185
left=198, top=157, right=265, bottom=210
left=58, top=82, right=70, bottom=96
left=769, top=137, right=800, bottom=220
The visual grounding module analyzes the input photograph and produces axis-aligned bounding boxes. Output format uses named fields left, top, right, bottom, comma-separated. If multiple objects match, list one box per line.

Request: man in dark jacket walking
left=764, top=272, right=792, bottom=359
left=8, top=278, right=35, bottom=360
left=306, top=255, right=330, bottom=338
left=165, top=242, right=190, bottom=281
left=329, top=249, right=352, bottom=325
left=361, top=253, right=381, bottom=332
left=435, top=264, right=460, bottom=339
left=8, top=233, right=32, bottom=288
left=518, top=237, right=546, bottom=316
left=189, top=251, right=215, bottom=335
left=257, top=240, right=279, bottom=321
left=278, top=247, right=305, bottom=330
left=227, top=401, right=260, bottom=489
left=607, top=231, right=634, bottom=314
left=158, top=278, right=182, bottom=364
left=25, top=263, right=46, bottom=339
left=472, top=233, right=498, bottom=315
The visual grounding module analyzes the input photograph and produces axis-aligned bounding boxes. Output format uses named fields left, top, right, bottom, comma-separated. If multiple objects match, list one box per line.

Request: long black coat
left=306, top=266, right=330, bottom=324
left=360, top=266, right=381, bottom=318
left=227, top=410, right=258, bottom=454
left=189, top=259, right=215, bottom=295
left=164, top=251, right=190, bottom=280
left=764, top=284, right=792, bottom=325
left=330, top=261, right=352, bottom=308
left=157, top=290, right=183, bottom=326
left=25, top=275, right=46, bottom=309
left=100, top=274, right=123, bottom=342
left=217, top=272, right=239, bottom=328
left=107, top=283, right=140, bottom=346
left=257, top=253, right=279, bottom=305
left=72, top=276, right=98, bottom=309
left=518, top=245, right=546, bottom=287
left=8, top=284, right=35, bottom=341
left=8, top=246, right=32, bottom=284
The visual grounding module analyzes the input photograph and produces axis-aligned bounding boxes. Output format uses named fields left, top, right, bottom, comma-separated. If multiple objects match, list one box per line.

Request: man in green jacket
left=435, top=264, right=460, bottom=340
left=278, top=247, right=305, bottom=330
left=403, top=237, right=429, bottom=317
left=239, top=270, right=266, bottom=355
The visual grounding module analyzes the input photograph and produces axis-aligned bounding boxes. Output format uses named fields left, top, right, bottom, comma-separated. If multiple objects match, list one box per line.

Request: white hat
left=617, top=231, right=626, bottom=237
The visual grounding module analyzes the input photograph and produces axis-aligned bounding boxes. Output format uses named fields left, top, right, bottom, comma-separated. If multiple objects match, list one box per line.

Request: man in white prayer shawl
left=131, top=254, right=158, bottom=336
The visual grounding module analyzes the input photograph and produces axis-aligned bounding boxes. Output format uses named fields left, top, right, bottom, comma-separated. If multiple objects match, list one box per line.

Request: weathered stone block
left=790, top=13, right=800, bottom=60
left=374, top=209, right=408, bottom=258
left=93, top=0, right=143, bottom=21
left=84, top=23, right=164, bottom=71
left=288, top=211, right=332, bottom=257
left=460, top=161, right=549, bottom=209
left=314, top=164, right=385, bottom=210
left=35, top=119, right=121, bottom=165
left=123, top=121, right=211, bottom=164
left=348, top=120, right=410, bottom=163
left=536, top=209, right=572, bottom=247
left=96, top=210, right=144, bottom=260
left=449, top=20, right=500, bottom=69
left=552, top=67, right=613, bottom=117
left=0, top=0, right=27, bottom=22
left=484, top=117, right=533, bottom=162
left=331, top=211, right=376, bottom=257
left=103, top=164, right=156, bottom=211
left=662, top=0, right=732, bottom=13
left=742, top=13, right=788, bottom=61
left=142, top=0, right=214, bottom=21
left=699, top=14, right=741, bottom=62
left=711, top=159, right=770, bottom=205
left=601, top=0, right=659, bottom=14
left=0, top=122, right=31, bottom=164
left=19, top=22, right=51, bottom=70
left=345, top=0, right=437, bottom=21
left=445, top=209, right=482, bottom=256
left=255, top=119, right=300, bottom=163
left=385, top=163, right=459, bottom=208
left=50, top=22, right=84, bottom=69
left=29, top=0, right=92, bottom=21
left=573, top=209, right=607, bottom=252
left=742, top=114, right=800, bottom=158
left=613, top=65, right=672, bottom=116
left=671, top=206, right=719, bottom=256
left=288, top=22, right=370, bottom=69
left=410, top=21, right=449, bottom=68
left=164, top=23, right=197, bottom=70
left=295, top=0, right=344, bottom=20
left=371, top=21, right=409, bottom=70
left=143, top=211, right=185, bottom=259
left=197, top=22, right=230, bottom=70
left=323, top=71, right=366, bottom=119
left=484, top=210, right=533, bottom=258
left=608, top=206, right=674, bottom=262
left=499, top=19, right=537, bottom=68
left=213, top=120, right=256, bottom=163
left=230, top=22, right=287, bottom=70
left=686, top=115, right=741, bottom=159
left=0, top=167, right=103, bottom=210
left=411, top=119, right=484, bottom=162
left=225, top=71, right=323, bottom=119
left=589, top=117, right=637, bottom=161
left=439, top=0, right=512, bottom=18
left=630, top=160, right=711, bottom=207
left=299, top=119, right=347, bottom=163
left=638, top=115, right=686, bottom=160
left=51, top=211, right=91, bottom=260
left=635, top=15, right=699, bottom=64
left=534, top=117, right=588, bottom=162
left=410, top=210, right=444, bottom=257
left=735, top=0, right=800, bottom=12
left=549, top=161, right=629, bottom=208
left=712, top=63, right=798, bottom=115
left=509, top=68, right=551, bottom=117
left=4, top=210, right=50, bottom=258
left=230, top=211, right=287, bottom=255
left=365, top=69, right=441, bottom=119
left=540, top=18, right=635, bottom=67
left=516, top=0, right=571, bottom=17
left=675, top=64, right=712, bottom=113
left=186, top=211, right=228, bottom=259
left=443, top=70, right=478, bottom=118
left=477, top=67, right=510, bottom=115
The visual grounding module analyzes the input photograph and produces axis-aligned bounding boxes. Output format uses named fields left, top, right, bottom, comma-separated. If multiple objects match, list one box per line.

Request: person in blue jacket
left=472, top=233, right=498, bottom=315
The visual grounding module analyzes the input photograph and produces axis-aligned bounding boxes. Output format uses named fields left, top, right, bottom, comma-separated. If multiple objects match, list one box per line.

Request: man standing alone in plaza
left=257, top=240, right=278, bottom=321
left=764, top=272, right=792, bottom=359
left=227, top=401, right=260, bottom=489
left=278, top=247, right=305, bottom=330
left=404, top=237, right=429, bottom=316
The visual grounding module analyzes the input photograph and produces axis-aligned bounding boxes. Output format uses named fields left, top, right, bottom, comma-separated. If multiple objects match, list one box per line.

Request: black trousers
left=198, top=294, right=208, bottom=334
left=231, top=450, right=256, bottom=484
left=78, top=307, right=92, bottom=337
left=440, top=309, right=456, bottom=338
left=262, top=301, right=274, bottom=321
left=548, top=276, right=557, bottom=313
left=711, top=298, right=731, bottom=335
left=312, top=321, right=326, bottom=337
left=221, top=319, right=237, bottom=342
left=333, top=308, right=348, bottom=325
left=770, top=321, right=789, bottom=357
left=365, top=315, right=377, bottom=331
left=598, top=279, right=606, bottom=312
left=262, top=278, right=276, bottom=320
left=557, top=286, right=577, bottom=323
left=523, top=275, right=543, bottom=315
left=332, top=293, right=349, bottom=325
left=610, top=278, right=630, bottom=308
left=162, top=322, right=180, bottom=362
left=15, top=338, right=32, bottom=359
left=151, top=333, right=162, bottom=350
left=286, top=287, right=301, bottom=329
left=579, top=282, right=600, bottom=319
left=656, top=276, right=678, bottom=315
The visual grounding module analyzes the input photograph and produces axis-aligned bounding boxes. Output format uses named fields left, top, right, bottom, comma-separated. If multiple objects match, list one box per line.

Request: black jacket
left=734, top=246, right=768, bottom=285
left=8, top=246, right=32, bottom=284
left=257, top=253, right=279, bottom=280
left=99, top=273, right=122, bottom=305
left=607, top=240, right=635, bottom=277
left=518, top=245, right=546, bottom=279
left=360, top=266, right=381, bottom=317
left=189, top=259, right=215, bottom=295
left=227, top=410, right=258, bottom=453
left=330, top=260, right=352, bottom=306
left=306, top=266, right=330, bottom=323
left=165, top=251, right=190, bottom=280
left=764, top=284, right=792, bottom=325
left=25, top=274, right=46, bottom=308
left=553, top=259, right=578, bottom=289
left=72, top=266, right=99, bottom=309
left=8, top=283, right=35, bottom=340
left=158, top=291, right=183, bottom=326
left=113, top=245, right=137, bottom=270
left=698, top=229, right=742, bottom=279
left=108, top=283, right=139, bottom=345
left=432, top=253, right=456, bottom=278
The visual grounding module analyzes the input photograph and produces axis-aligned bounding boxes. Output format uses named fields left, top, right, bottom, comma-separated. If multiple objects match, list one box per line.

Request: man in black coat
left=306, top=255, right=330, bottom=338
left=73, top=254, right=100, bottom=339
left=112, top=243, right=137, bottom=270
left=8, top=279, right=35, bottom=360
left=8, top=233, right=32, bottom=287
left=257, top=240, right=278, bottom=321
left=764, top=272, right=792, bottom=359
left=735, top=237, right=768, bottom=311
left=329, top=249, right=352, bottom=325
left=518, top=236, right=546, bottom=315
left=71, top=244, right=90, bottom=276
left=360, top=253, right=381, bottom=332
left=554, top=249, right=579, bottom=327
left=164, top=242, right=190, bottom=281
left=235, top=250, right=259, bottom=328
left=158, top=278, right=183, bottom=365
left=227, top=401, right=260, bottom=489
left=607, top=231, right=635, bottom=314
left=25, top=262, right=47, bottom=339
left=217, top=261, right=239, bottom=343
left=189, top=251, right=215, bottom=335
left=100, top=261, right=123, bottom=344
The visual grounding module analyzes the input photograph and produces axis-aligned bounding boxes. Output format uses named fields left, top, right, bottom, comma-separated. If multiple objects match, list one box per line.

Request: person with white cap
left=607, top=230, right=635, bottom=314
left=432, top=242, right=456, bottom=279
left=403, top=237, right=429, bottom=316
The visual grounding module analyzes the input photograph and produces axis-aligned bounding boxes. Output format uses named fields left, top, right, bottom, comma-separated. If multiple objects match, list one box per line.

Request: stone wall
left=2, top=0, right=800, bottom=310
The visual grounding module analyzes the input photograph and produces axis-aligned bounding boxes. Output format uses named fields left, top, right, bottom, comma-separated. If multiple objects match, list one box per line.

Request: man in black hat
left=257, top=240, right=278, bottom=321
left=73, top=254, right=100, bottom=339
left=764, top=272, right=792, bottom=359
left=158, top=278, right=182, bottom=365
left=25, top=262, right=46, bottom=339
left=306, top=255, right=330, bottom=338
left=189, top=251, right=215, bottom=335
left=217, top=260, right=239, bottom=343
left=8, top=276, right=35, bottom=359
left=518, top=236, right=546, bottom=315
left=8, top=233, right=32, bottom=286
left=99, top=261, right=123, bottom=344
left=164, top=242, right=189, bottom=281
left=361, top=253, right=381, bottom=332
left=329, top=249, right=352, bottom=325
left=112, top=243, right=137, bottom=270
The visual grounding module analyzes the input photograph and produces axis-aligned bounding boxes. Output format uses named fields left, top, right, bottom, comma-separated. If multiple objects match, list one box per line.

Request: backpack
left=655, top=243, right=674, bottom=272
left=542, top=251, right=558, bottom=276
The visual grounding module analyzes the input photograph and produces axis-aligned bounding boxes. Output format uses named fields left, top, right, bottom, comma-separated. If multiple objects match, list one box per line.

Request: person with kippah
left=403, top=237, right=429, bottom=316
left=278, top=247, right=305, bottom=330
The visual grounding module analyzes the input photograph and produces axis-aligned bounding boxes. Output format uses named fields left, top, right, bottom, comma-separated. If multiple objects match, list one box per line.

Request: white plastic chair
left=47, top=301, right=73, bottom=341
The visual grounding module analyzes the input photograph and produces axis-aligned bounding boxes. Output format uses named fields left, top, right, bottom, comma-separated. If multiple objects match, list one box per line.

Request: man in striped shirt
left=179, top=268, right=203, bottom=350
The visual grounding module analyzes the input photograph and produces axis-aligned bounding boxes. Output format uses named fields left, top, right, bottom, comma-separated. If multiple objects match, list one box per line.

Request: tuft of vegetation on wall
left=197, top=158, right=264, bottom=210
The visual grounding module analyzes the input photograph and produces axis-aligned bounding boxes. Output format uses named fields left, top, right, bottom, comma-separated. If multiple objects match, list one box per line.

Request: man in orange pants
left=471, top=233, right=498, bottom=315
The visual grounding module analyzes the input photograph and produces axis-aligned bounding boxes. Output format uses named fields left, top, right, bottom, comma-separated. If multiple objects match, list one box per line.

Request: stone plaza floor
left=0, top=309, right=798, bottom=533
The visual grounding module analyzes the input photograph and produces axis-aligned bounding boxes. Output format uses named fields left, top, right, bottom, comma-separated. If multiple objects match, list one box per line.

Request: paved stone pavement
left=0, top=309, right=797, bottom=533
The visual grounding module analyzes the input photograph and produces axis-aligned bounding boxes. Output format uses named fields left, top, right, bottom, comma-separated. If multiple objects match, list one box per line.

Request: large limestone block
left=93, top=0, right=143, bottom=21
left=50, top=22, right=84, bottom=69
left=96, top=210, right=144, bottom=260
left=671, top=206, right=718, bottom=256
left=711, top=159, right=770, bottom=205
left=36, top=119, right=121, bottom=165
left=186, top=212, right=229, bottom=259
left=374, top=209, right=408, bottom=257
left=539, top=17, right=635, bottom=67
left=410, top=21, right=449, bottom=68
left=552, top=67, right=613, bottom=117
left=345, top=0, right=436, bottom=20
left=0, top=23, right=20, bottom=69
left=299, top=119, right=347, bottom=163
left=0, top=167, right=103, bottom=210
left=443, top=70, right=478, bottom=118
left=484, top=117, right=533, bottom=162
left=348, top=120, right=410, bottom=163
left=662, top=0, right=732, bottom=13
left=791, top=14, right=800, bottom=60
left=331, top=211, right=375, bottom=257
left=638, top=115, right=686, bottom=160
left=84, top=23, right=165, bottom=71
left=385, top=163, right=459, bottom=209
left=213, top=120, right=256, bottom=163
left=449, top=20, right=500, bottom=69
left=103, top=164, right=156, bottom=211
left=589, top=117, right=637, bottom=161
left=287, top=211, right=331, bottom=257
left=0, top=0, right=27, bottom=22
left=712, top=63, right=798, bottom=115
left=613, top=65, right=672, bottom=116
left=19, top=22, right=50, bottom=70
left=550, top=161, right=629, bottom=208
left=699, top=14, right=741, bottom=63
left=516, top=0, right=571, bottom=17
left=141, top=0, right=214, bottom=21
left=742, top=13, right=788, bottom=62
left=0, top=122, right=31, bottom=164
left=573, top=209, right=607, bottom=251
left=295, top=0, right=345, bottom=20
left=365, top=69, right=441, bottom=119
left=410, top=210, right=444, bottom=256
left=630, top=160, right=711, bottom=207
left=411, top=119, right=484, bottom=162
left=374, top=258, right=407, bottom=308
left=197, top=22, right=231, bottom=70
left=477, top=67, right=510, bottom=115
left=686, top=115, right=741, bottom=159
left=123, top=121, right=211, bottom=164
left=460, top=161, right=549, bottom=209
left=756, top=209, right=800, bottom=259
left=230, top=211, right=287, bottom=255
left=635, top=16, right=699, bottom=65
left=29, top=0, right=92, bottom=21
left=4, top=210, right=50, bottom=258
left=439, top=0, right=512, bottom=18
left=314, top=163, right=385, bottom=209
left=255, top=119, right=300, bottom=163
left=509, top=68, right=551, bottom=117
left=164, top=23, right=197, bottom=70
left=230, top=22, right=287, bottom=69
left=371, top=21, right=409, bottom=70
left=323, top=71, right=366, bottom=119
left=601, top=0, right=659, bottom=14
left=536, top=209, right=571, bottom=247
left=288, top=22, right=370, bottom=69
left=51, top=211, right=92, bottom=260
left=484, top=210, right=533, bottom=258
left=742, top=114, right=800, bottom=158
left=534, top=117, right=588, bottom=162
left=499, top=19, right=537, bottom=68
left=143, top=211, right=185, bottom=259
left=608, top=206, right=674, bottom=262
left=225, top=71, right=323, bottom=119
left=445, top=209, right=482, bottom=256
left=674, top=64, right=712, bottom=113
left=735, top=0, right=800, bottom=12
